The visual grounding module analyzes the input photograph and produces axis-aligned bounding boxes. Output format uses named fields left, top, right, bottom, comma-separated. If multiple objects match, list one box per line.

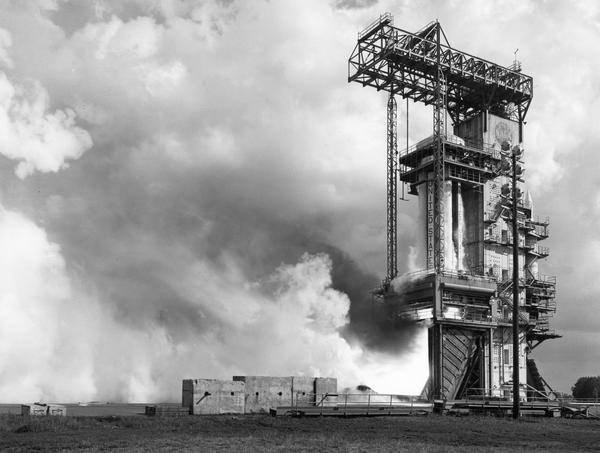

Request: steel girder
left=386, top=93, right=398, bottom=281
left=348, top=19, right=533, bottom=124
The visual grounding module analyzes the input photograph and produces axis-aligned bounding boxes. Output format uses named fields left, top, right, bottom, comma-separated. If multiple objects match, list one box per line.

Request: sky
left=0, top=0, right=598, bottom=403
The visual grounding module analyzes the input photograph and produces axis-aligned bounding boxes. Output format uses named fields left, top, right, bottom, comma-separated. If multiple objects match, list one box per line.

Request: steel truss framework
left=349, top=15, right=533, bottom=277
left=433, top=23, right=446, bottom=272
left=349, top=15, right=557, bottom=401
left=386, top=93, right=398, bottom=281
left=348, top=14, right=533, bottom=125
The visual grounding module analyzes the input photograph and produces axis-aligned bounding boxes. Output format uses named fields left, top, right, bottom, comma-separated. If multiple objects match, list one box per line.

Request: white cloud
left=0, top=209, right=428, bottom=402
left=81, top=15, right=164, bottom=60
left=0, top=73, right=92, bottom=178
left=0, top=206, right=90, bottom=402
left=0, top=27, right=13, bottom=68
left=0, top=0, right=596, bottom=397
left=142, top=60, right=187, bottom=96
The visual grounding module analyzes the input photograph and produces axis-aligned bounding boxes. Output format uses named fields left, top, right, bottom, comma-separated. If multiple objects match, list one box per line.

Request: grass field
left=1, top=413, right=600, bottom=452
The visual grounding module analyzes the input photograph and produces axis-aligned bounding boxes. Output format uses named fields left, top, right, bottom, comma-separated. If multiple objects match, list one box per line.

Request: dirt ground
left=1, top=413, right=600, bottom=452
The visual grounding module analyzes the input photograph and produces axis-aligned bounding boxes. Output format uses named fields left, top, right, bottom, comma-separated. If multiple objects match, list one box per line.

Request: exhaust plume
left=0, top=207, right=427, bottom=402
left=0, top=1, right=430, bottom=403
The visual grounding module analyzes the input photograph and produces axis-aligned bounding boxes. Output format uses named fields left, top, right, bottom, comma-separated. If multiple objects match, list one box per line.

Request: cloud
left=0, top=1, right=437, bottom=403
left=0, top=206, right=427, bottom=402
left=334, top=0, right=379, bottom=10
left=0, top=27, right=13, bottom=68
left=0, top=0, right=596, bottom=398
left=0, top=206, right=92, bottom=402
left=0, top=72, right=92, bottom=178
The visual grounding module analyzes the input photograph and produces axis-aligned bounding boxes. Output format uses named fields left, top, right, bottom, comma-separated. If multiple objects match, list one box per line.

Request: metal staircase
left=497, top=279, right=529, bottom=323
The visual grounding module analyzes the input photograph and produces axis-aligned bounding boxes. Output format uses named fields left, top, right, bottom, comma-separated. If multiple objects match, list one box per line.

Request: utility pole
left=501, top=139, right=522, bottom=419
left=511, top=146, right=520, bottom=420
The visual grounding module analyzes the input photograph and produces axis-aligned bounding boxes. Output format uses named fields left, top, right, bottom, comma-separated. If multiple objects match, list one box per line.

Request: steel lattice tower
left=386, top=93, right=398, bottom=282
left=349, top=14, right=559, bottom=401
left=432, top=23, right=446, bottom=273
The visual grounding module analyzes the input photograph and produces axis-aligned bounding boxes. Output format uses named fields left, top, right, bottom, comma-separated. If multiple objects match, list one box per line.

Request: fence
left=275, top=393, right=432, bottom=416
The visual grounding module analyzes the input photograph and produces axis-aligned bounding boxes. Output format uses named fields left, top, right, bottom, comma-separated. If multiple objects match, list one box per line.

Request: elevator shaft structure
left=348, top=15, right=559, bottom=401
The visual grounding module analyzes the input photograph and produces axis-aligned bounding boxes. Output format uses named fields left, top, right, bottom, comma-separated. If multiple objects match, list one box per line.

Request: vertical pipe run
left=511, top=149, right=520, bottom=419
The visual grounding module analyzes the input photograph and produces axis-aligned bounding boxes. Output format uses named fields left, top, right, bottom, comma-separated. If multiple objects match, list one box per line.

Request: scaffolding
left=348, top=17, right=533, bottom=124
left=348, top=15, right=559, bottom=401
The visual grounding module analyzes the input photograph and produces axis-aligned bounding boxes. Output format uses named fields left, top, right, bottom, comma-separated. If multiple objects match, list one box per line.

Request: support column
left=386, top=93, right=398, bottom=282
left=488, top=328, right=494, bottom=397
left=429, top=323, right=443, bottom=399
left=433, top=21, right=447, bottom=273
left=511, top=145, right=520, bottom=418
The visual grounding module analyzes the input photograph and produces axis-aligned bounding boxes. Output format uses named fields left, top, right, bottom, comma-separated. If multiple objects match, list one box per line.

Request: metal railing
left=530, top=215, right=550, bottom=226
left=389, top=36, right=531, bottom=95
left=531, top=223, right=550, bottom=237
left=442, top=307, right=492, bottom=323
left=532, top=245, right=550, bottom=256
left=496, top=280, right=530, bottom=323
left=358, top=12, right=393, bottom=39
left=440, top=268, right=496, bottom=283
left=485, top=213, right=547, bottom=230
left=399, top=134, right=500, bottom=161
left=495, top=310, right=530, bottom=324
left=528, top=286, right=557, bottom=297
left=526, top=274, right=557, bottom=285
left=465, top=384, right=547, bottom=402
left=287, top=392, right=432, bottom=415
left=508, top=60, right=522, bottom=72
left=483, top=233, right=550, bottom=257
left=527, top=296, right=557, bottom=312
left=399, top=267, right=496, bottom=285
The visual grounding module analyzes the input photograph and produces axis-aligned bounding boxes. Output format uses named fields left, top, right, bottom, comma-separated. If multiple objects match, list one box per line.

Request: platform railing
left=395, top=268, right=496, bottom=284
left=292, top=392, right=430, bottom=409
left=442, top=307, right=491, bottom=324
left=465, top=385, right=540, bottom=402
left=358, top=12, right=393, bottom=39
left=399, top=134, right=500, bottom=161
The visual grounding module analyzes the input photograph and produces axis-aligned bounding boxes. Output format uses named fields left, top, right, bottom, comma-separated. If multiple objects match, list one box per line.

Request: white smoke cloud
left=0, top=27, right=13, bottom=68
left=0, top=71, right=92, bottom=178
left=0, top=206, right=90, bottom=401
left=0, top=0, right=595, bottom=398
left=0, top=208, right=427, bottom=403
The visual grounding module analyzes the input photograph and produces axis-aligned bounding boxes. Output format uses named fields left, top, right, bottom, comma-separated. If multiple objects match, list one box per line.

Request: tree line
left=571, top=376, right=600, bottom=399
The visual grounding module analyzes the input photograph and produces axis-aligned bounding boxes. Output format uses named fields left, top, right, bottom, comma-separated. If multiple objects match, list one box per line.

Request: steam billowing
left=0, top=2, right=430, bottom=403
left=0, top=73, right=92, bottom=178
left=0, top=206, right=427, bottom=402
